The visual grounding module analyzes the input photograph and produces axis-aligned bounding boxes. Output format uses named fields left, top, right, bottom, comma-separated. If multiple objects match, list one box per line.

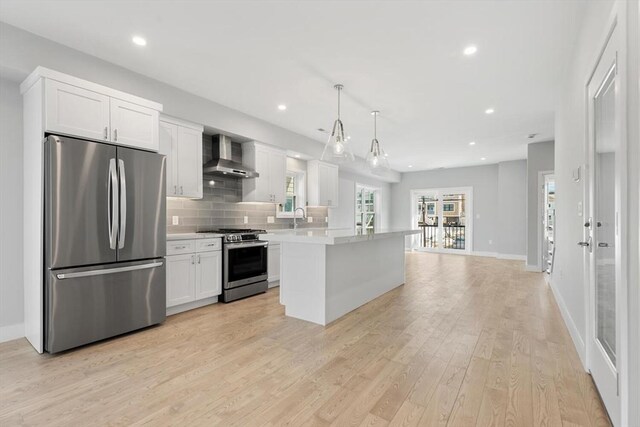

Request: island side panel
left=324, top=235, right=405, bottom=324
left=279, top=242, right=327, bottom=325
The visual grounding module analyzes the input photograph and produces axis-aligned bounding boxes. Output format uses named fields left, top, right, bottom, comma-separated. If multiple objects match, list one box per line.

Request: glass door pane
left=441, top=193, right=466, bottom=250
left=416, top=195, right=439, bottom=248
left=594, top=67, right=617, bottom=365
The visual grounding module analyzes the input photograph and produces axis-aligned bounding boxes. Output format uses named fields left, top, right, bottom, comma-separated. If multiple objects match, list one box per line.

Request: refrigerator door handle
left=108, top=158, right=119, bottom=250
left=56, top=261, right=164, bottom=279
left=118, top=159, right=127, bottom=249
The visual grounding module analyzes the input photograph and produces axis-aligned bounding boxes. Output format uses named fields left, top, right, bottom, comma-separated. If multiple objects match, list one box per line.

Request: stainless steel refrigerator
left=44, top=135, right=166, bottom=353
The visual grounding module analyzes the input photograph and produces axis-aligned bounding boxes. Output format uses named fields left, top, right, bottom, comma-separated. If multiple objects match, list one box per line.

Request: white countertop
left=167, top=233, right=224, bottom=241
left=260, top=228, right=420, bottom=245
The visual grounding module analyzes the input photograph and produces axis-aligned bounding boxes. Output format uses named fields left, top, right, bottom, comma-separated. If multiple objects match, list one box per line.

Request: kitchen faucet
left=293, top=207, right=306, bottom=230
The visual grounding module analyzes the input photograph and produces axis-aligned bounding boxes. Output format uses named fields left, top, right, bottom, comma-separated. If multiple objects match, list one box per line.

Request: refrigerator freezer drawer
left=45, top=260, right=166, bottom=353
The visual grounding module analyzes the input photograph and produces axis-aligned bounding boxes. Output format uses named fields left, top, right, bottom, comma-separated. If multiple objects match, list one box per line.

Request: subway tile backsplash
left=166, top=137, right=328, bottom=234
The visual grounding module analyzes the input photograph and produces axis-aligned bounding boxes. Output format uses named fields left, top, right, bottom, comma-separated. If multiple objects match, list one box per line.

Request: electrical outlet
left=267, top=216, right=275, bottom=224
left=307, top=217, right=313, bottom=223
left=325, top=217, right=328, bottom=223
left=172, top=216, right=179, bottom=225
left=243, top=216, right=249, bottom=224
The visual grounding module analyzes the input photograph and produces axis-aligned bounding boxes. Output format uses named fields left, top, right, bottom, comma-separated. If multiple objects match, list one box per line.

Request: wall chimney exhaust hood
left=203, top=135, right=259, bottom=178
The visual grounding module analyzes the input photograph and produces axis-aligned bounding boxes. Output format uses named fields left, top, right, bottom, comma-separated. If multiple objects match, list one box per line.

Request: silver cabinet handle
left=204, top=243, right=216, bottom=247
left=104, top=126, right=108, bottom=140
left=197, top=255, right=201, bottom=264
left=180, top=186, right=183, bottom=195
left=118, top=159, right=127, bottom=249
left=173, top=245, right=187, bottom=249
left=174, top=185, right=177, bottom=195
left=598, top=242, right=612, bottom=248
left=191, top=255, right=195, bottom=264
left=56, top=261, right=163, bottom=279
left=114, top=129, right=118, bottom=141
left=107, top=158, right=119, bottom=250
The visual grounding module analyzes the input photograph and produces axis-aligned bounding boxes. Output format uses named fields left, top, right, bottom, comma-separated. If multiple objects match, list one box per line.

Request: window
left=355, top=185, right=379, bottom=231
left=277, top=170, right=305, bottom=218
left=443, top=203, right=454, bottom=212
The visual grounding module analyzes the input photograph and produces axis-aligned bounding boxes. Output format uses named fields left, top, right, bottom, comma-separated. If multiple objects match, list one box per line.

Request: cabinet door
left=195, top=251, right=222, bottom=299
left=268, top=244, right=281, bottom=282
left=327, top=165, right=339, bottom=207
left=317, top=163, right=330, bottom=206
left=166, top=254, right=196, bottom=307
left=45, top=80, right=110, bottom=141
left=269, top=151, right=287, bottom=204
left=159, top=121, right=179, bottom=196
left=176, top=126, right=203, bottom=198
left=254, top=146, right=272, bottom=202
left=110, top=98, right=159, bottom=151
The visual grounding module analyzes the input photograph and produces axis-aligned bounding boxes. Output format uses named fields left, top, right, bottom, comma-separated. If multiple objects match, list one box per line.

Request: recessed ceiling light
left=480, top=157, right=487, bottom=161
left=408, top=165, right=413, bottom=168
left=277, top=104, right=287, bottom=111
left=346, top=135, right=351, bottom=140
left=469, top=141, right=476, bottom=146
left=294, top=154, right=301, bottom=158
left=485, top=108, right=495, bottom=114
left=132, top=35, right=147, bottom=46
left=463, top=45, right=478, bottom=56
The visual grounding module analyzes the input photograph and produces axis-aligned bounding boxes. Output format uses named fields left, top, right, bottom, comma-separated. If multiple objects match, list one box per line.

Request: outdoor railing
left=417, top=224, right=465, bottom=250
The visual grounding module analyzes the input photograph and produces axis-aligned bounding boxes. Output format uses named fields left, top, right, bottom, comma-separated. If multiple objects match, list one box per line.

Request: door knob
left=598, top=242, right=611, bottom=248
left=577, top=241, right=590, bottom=247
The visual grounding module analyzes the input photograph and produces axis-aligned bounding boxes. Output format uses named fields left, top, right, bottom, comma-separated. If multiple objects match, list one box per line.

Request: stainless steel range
left=198, top=229, right=268, bottom=302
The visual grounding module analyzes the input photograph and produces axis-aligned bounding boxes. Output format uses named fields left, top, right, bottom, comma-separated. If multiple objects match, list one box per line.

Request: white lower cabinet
left=268, top=243, right=281, bottom=284
left=166, top=238, right=221, bottom=312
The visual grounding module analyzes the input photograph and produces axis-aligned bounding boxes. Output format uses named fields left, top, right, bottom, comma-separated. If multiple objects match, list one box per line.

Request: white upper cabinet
left=159, top=116, right=203, bottom=199
left=242, top=142, right=287, bottom=204
left=24, top=67, right=162, bottom=151
left=45, top=79, right=110, bottom=142
left=110, top=98, right=159, bottom=151
left=308, top=160, right=339, bottom=207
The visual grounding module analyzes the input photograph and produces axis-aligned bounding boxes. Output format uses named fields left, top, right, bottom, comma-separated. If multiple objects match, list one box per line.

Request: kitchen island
left=261, top=228, right=420, bottom=325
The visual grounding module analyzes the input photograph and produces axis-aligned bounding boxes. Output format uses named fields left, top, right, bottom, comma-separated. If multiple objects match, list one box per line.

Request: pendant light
left=321, top=84, right=355, bottom=163
left=366, top=110, right=389, bottom=173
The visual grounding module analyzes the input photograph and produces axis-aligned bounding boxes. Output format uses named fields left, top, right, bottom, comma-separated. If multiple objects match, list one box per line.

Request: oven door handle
left=224, top=241, right=268, bottom=249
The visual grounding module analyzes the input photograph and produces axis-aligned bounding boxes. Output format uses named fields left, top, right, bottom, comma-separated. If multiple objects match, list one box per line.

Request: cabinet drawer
left=167, top=240, right=196, bottom=255
left=196, top=238, right=222, bottom=252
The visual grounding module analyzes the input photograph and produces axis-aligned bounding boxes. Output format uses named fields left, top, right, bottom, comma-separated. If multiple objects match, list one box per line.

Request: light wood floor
left=1, top=252, right=610, bottom=426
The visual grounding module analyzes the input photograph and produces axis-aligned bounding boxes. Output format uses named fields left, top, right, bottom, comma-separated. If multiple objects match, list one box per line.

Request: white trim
left=548, top=277, right=587, bottom=369
left=526, top=264, right=542, bottom=272
left=20, top=66, right=163, bottom=110
left=413, top=248, right=526, bottom=262
left=159, top=114, right=203, bottom=132
left=537, top=170, right=554, bottom=269
left=0, top=323, right=25, bottom=343
left=166, top=296, right=218, bottom=316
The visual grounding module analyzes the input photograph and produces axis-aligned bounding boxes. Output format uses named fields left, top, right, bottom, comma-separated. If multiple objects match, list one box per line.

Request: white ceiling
left=0, top=0, right=585, bottom=172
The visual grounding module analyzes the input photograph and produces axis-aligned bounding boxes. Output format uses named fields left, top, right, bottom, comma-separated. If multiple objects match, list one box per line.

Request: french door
left=585, top=20, right=624, bottom=427
left=411, top=188, right=472, bottom=253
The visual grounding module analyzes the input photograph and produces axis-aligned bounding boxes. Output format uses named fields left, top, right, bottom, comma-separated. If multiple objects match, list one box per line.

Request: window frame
left=277, top=170, right=306, bottom=218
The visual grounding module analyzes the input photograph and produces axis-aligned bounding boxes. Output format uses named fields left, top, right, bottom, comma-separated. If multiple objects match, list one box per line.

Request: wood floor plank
left=0, top=253, right=610, bottom=427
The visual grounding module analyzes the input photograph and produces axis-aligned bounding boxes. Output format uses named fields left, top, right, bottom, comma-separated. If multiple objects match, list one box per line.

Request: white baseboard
left=496, top=253, right=527, bottom=261
left=0, top=323, right=24, bottom=343
left=548, top=277, right=587, bottom=369
left=470, top=251, right=498, bottom=258
left=526, top=264, right=542, bottom=272
left=166, top=296, right=218, bottom=316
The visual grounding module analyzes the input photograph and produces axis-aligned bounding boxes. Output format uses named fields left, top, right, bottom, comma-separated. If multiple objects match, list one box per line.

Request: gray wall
left=389, top=161, right=527, bottom=257
left=330, top=171, right=391, bottom=231
left=526, top=141, right=555, bottom=268
left=0, top=76, right=24, bottom=335
left=497, top=160, right=527, bottom=257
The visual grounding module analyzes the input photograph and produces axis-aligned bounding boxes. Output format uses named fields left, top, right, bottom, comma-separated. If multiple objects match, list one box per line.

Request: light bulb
left=333, top=141, right=344, bottom=154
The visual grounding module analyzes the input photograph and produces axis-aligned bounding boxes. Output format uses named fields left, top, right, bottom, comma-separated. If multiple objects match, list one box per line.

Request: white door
left=177, top=126, right=203, bottom=198
left=159, top=121, right=178, bottom=196
left=45, top=80, right=110, bottom=141
left=110, top=98, right=159, bottom=151
left=585, top=24, right=623, bottom=427
left=166, top=254, right=196, bottom=307
left=195, top=251, right=221, bottom=299
left=269, top=150, right=287, bottom=204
